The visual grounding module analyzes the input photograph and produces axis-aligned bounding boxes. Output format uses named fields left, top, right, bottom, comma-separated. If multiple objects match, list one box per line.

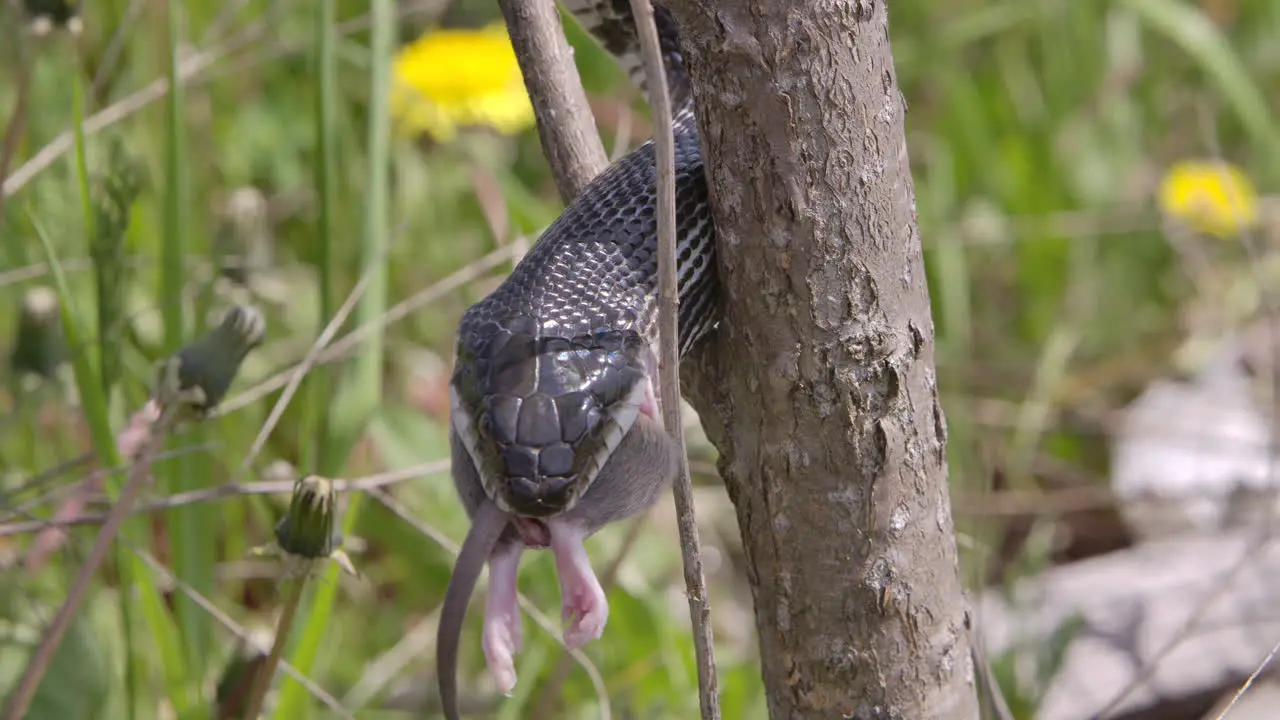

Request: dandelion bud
left=159, top=305, right=266, bottom=414
left=23, top=0, right=82, bottom=36
left=10, top=286, right=66, bottom=381
left=215, top=187, right=272, bottom=285
left=274, top=475, right=341, bottom=560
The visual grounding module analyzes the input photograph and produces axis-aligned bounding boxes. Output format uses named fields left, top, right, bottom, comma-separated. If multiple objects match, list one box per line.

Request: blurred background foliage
left=0, top=0, right=1277, bottom=718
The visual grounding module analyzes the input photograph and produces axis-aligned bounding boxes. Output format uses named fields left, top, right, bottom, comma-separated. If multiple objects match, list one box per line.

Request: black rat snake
left=450, top=0, right=715, bottom=519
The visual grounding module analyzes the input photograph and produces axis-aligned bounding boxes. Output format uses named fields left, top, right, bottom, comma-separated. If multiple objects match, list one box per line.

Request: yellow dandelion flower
left=1157, top=160, right=1259, bottom=239
left=391, top=23, right=535, bottom=143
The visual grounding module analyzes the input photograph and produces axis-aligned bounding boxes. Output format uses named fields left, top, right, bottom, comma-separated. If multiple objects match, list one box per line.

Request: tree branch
left=629, top=1, right=721, bottom=718
left=498, top=0, right=608, bottom=202
left=667, top=1, right=980, bottom=717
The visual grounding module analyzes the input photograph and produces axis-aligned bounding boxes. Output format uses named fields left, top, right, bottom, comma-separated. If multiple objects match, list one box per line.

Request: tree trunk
left=666, top=1, right=981, bottom=718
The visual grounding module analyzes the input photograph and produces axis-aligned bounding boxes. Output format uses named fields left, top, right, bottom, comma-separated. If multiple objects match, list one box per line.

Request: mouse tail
left=438, top=499, right=510, bottom=720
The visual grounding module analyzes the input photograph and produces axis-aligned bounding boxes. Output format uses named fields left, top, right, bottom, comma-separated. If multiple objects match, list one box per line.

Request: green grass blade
left=155, top=1, right=214, bottom=702
left=272, top=1, right=395, bottom=716
left=29, top=209, right=190, bottom=716
left=307, top=0, right=340, bottom=474
left=67, top=36, right=109, bottom=506
left=70, top=67, right=142, bottom=720
left=348, top=0, right=394, bottom=431
left=159, top=0, right=187, bottom=353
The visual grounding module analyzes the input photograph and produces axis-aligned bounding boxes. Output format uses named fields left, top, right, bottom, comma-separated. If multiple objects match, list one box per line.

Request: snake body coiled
left=450, top=0, right=716, bottom=518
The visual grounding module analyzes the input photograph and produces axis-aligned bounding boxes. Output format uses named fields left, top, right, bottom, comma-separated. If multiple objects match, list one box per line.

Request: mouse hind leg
left=549, top=412, right=679, bottom=647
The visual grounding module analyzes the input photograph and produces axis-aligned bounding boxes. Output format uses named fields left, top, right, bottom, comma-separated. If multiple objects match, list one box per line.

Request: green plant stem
left=70, top=66, right=147, bottom=718
left=160, top=0, right=188, bottom=353
left=243, top=568, right=313, bottom=720
left=309, top=0, right=339, bottom=473
left=156, top=0, right=213, bottom=697
left=272, top=1, right=394, bottom=716
left=350, top=2, right=393, bottom=423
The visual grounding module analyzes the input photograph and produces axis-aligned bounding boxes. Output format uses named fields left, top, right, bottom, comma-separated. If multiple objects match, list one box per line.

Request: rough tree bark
left=665, top=1, right=981, bottom=718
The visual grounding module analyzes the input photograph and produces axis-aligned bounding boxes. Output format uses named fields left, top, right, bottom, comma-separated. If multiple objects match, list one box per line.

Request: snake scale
left=439, top=2, right=716, bottom=717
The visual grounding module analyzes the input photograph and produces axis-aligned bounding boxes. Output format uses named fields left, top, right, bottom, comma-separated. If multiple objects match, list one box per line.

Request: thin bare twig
left=1213, top=635, right=1280, bottom=720
left=198, top=0, right=267, bottom=46
left=131, top=550, right=356, bottom=719
left=1, top=400, right=174, bottom=720
left=628, top=1, right=720, bottom=718
left=243, top=571, right=311, bottom=720
left=498, top=0, right=608, bottom=202
left=0, top=443, right=217, bottom=525
left=2, top=29, right=255, bottom=199
left=0, top=460, right=449, bottom=539
left=238, top=249, right=380, bottom=476
left=23, top=402, right=168, bottom=571
left=89, top=0, right=148, bottom=96
left=215, top=243, right=520, bottom=416
left=970, top=628, right=1015, bottom=720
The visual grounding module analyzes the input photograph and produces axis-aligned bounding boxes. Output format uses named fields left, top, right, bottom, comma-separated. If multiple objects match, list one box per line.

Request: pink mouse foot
left=481, top=611, right=521, bottom=695
left=560, top=576, right=609, bottom=649
left=548, top=521, right=610, bottom=649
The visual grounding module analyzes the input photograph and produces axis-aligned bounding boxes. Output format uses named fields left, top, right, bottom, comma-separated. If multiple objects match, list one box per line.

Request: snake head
left=450, top=315, right=654, bottom=518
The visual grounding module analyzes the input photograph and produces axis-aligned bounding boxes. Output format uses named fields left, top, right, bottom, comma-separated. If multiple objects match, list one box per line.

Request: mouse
left=437, top=324, right=680, bottom=720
